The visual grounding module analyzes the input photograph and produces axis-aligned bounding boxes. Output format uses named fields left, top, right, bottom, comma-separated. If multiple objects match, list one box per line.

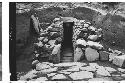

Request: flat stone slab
left=58, top=71, right=71, bottom=75
left=96, top=66, right=111, bottom=77
left=118, top=68, right=125, bottom=73
left=80, top=66, right=96, bottom=72
left=62, top=66, right=80, bottom=72
left=51, top=74, right=67, bottom=80
left=34, top=77, right=48, bottom=81
left=105, top=67, right=117, bottom=73
left=88, top=77, right=113, bottom=81
left=47, top=73, right=57, bottom=77
left=69, top=71, right=93, bottom=80
left=38, top=67, right=58, bottom=74
left=54, top=62, right=87, bottom=67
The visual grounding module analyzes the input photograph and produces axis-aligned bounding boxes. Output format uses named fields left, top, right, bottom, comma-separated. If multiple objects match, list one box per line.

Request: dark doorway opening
left=61, top=22, right=74, bottom=62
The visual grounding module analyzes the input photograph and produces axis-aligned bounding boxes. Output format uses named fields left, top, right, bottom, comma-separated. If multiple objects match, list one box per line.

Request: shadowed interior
left=61, top=22, right=74, bottom=62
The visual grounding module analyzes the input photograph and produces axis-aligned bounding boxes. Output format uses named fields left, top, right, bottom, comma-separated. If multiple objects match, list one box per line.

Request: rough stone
left=35, top=77, right=48, bottom=81
left=85, top=47, right=99, bottom=61
left=69, top=71, right=93, bottom=80
left=88, top=77, right=113, bottom=81
left=38, top=37, right=44, bottom=41
left=50, top=32, right=60, bottom=39
left=54, top=62, right=87, bottom=67
left=35, top=41, right=43, bottom=47
left=19, top=70, right=37, bottom=81
left=74, top=47, right=84, bottom=62
left=58, top=71, right=71, bottom=75
left=89, top=63, right=100, bottom=69
left=99, top=51, right=109, bottom=61
left=96, top=66, right=111, bottom=77
left=118, top=68, right=125, bottom=73
left=112, top=55, right=125, bottom=67
left=43, top=38, right=48, bottom=43
left=80, top=66, right=96, bottom=72
left=87, top=41, right=103, bottom=50
left=109, top=53, right=118, bottom=62
left=48, top=40, right=56, bottom=48
left=88, top=26, right=96, bottom=31
left=113, top=50, right=122, bottom=55
left=36, top=63, right=51, bottom=71
left=105, top=67, right=117, bottom=73
left=51, top=44, right=61, bottom=55
left=121, top=74, right=125, bottom=78
left=47, top=73, right=57, bottom=77
left=76, top=39, right=87, bottom=47
left=38, top=67, right=58, bottom=74
left=51, top=74, right=67, bottom=80
left=84, top=23, right=89, bottom=28
left=62, top=66, right=80, bottom=72
left=88, top=35, right=98, bottom=41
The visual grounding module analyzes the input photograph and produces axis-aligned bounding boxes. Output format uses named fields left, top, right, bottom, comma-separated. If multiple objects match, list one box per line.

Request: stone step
left=61, top=59, right=73, bottom=62
left=62, top=57, right=73, bottom=60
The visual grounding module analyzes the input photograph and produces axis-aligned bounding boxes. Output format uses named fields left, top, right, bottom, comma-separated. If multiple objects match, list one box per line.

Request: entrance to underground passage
left=60, top=22, right=74, bottom=62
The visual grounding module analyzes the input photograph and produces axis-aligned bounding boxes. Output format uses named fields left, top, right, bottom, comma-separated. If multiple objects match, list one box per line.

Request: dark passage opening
left=61, top=22, right=74, bottom=62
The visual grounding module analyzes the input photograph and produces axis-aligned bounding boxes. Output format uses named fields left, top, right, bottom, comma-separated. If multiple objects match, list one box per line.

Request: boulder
left=69, top=71, right=93, bottom=80
left=87, top=41, right=103, bottom=50
left=74, top=47, right=84, bottom=62
left=99, top=51, right=109, bottom=61
left=112, top=55, right=125, bottom=67
left=88, top=35, right=98, bottom=41
left=85, top=47, right=99, bottom=61
left=76, top=39, right=87, bottom=47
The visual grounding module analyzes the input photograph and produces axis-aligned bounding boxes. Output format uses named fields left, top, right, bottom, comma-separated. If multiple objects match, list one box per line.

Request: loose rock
left=74, top=47, right=84, bottom=62
left=99, top=51, right=109, bottom=61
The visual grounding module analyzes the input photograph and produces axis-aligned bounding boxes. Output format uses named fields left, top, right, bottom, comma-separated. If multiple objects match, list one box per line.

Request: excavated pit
left=61, top=22, right=74, bottom=62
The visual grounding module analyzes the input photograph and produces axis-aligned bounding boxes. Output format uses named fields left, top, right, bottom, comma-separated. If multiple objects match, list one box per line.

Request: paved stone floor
left=19, top=61, right=125, bottom=81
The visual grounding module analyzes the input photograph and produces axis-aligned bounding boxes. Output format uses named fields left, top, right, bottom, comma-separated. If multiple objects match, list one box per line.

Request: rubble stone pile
left=72, top=19, right=125, bottom=68
left=33, top=18, right=64, bottom=64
